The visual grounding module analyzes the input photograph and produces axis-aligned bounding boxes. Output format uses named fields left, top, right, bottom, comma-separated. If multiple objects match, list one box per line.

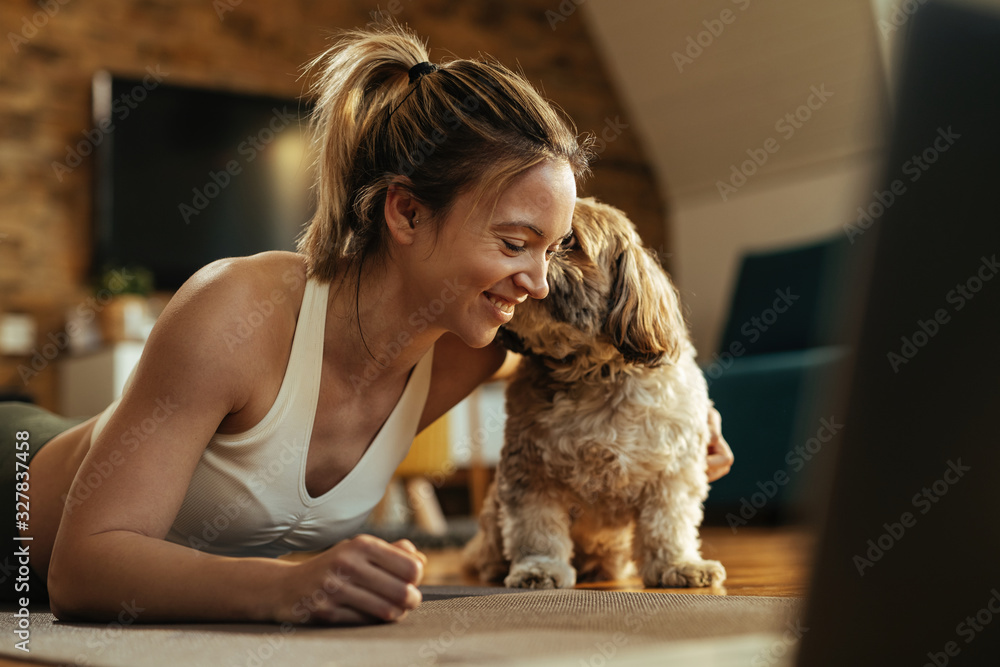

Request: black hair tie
left=408, top=61, right=438, bottom=84
left=385, top=62, right=439, bottom=127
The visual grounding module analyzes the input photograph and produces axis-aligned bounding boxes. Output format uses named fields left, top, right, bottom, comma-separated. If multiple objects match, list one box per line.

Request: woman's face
left=411, top=159, right=577, bottom=348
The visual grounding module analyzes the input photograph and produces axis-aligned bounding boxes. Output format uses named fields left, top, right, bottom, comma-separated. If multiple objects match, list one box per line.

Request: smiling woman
left=15, top=17, right=602, bottom=626
left=382, top=159, right=579, bottom=347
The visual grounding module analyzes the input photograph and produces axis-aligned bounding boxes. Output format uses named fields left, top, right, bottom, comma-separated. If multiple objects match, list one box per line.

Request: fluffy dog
left=462, top=197, right=725, bottom=589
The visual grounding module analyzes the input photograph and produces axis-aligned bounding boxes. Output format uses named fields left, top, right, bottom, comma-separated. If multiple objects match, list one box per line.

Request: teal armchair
left=702, top=234, right=856, bottom=525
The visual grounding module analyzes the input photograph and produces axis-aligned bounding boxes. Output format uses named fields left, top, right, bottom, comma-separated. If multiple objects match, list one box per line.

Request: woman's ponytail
left=298, top=21, right=430, bottom=280
left=298, top=18, right=592, bottom=282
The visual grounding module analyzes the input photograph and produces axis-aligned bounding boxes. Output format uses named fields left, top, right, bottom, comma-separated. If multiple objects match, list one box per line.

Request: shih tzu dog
left=462, top=197, right=725, bottom=589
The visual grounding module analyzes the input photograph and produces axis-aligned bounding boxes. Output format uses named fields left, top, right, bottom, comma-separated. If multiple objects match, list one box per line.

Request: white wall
left=671, top=155, right=883, bottom=353
left=582, top=0, right=888, bottom=357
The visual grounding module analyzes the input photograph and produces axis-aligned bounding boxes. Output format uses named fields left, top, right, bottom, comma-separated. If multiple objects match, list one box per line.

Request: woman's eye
left=503, top=240, right=525, bottom=253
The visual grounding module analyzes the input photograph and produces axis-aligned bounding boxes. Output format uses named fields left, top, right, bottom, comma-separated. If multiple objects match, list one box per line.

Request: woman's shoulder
left=176, top=251, right=309, bottom=308
left=168, top=250, right=309, bottom=353
left=135, top=252, right=310, bottom=419
left=145, top=252, right=307, bottom=368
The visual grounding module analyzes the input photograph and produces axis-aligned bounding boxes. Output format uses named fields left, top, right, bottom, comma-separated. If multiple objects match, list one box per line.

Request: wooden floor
left=0, top=526, right=813, bottom=667
left=423, top=525, right=815, bottom=598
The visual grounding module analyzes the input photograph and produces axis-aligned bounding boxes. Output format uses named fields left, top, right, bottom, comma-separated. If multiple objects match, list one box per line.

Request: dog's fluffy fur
left=462, top=197, right=725, bottom=589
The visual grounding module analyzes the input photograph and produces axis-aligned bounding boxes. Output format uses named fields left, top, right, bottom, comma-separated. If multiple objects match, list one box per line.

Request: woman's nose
left=514, top=256, right=549, bottom=300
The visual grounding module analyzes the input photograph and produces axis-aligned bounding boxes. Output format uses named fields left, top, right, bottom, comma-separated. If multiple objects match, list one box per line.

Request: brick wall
left=0, top=0, right=667, bottom=411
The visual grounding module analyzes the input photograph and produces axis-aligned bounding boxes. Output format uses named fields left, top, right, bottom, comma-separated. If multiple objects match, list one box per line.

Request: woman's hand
left=274, top=535, right=427, bottom=625
left=706, top=406, right=734, bottom=482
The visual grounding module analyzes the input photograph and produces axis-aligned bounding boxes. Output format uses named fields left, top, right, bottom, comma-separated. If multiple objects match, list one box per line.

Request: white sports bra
left=90, top=277, right=435, bottom=557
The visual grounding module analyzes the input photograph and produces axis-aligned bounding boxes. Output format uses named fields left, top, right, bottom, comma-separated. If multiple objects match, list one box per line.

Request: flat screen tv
left=91, top=71, right=315, bottom=290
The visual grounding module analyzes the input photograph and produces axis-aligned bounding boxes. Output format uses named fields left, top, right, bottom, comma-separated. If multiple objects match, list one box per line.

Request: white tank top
left=90, top=277, right=435, bottom=557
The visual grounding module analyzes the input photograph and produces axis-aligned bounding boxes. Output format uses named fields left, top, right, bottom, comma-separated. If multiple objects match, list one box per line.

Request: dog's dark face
left=499, top=197, right=686, bottom=367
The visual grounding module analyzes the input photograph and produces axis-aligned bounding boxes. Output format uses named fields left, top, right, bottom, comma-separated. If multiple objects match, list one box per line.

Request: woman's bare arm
left=47, top=256, right=423, bottom=624
left=706, top=406, right=734, bottom=482
left=487, top=350, right=522, bottom=382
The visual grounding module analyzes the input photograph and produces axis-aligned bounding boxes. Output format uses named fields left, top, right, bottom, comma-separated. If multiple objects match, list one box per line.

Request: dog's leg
left=570, top=506, right=635, bottom=582
left=633, top=481, right=726, bottom=588
left=461, top=480, right=510, bottom=583
left=501, top=490, right=576, bottom=589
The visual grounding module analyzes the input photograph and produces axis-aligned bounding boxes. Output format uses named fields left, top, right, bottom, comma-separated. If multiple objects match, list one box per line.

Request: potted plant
left=95, top=265, right=155, bottom=343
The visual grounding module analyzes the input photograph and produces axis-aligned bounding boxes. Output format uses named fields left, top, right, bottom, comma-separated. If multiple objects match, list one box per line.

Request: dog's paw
left=504, top=557, right=577, bottom=589
left=641, top=559, right=726, bottom=588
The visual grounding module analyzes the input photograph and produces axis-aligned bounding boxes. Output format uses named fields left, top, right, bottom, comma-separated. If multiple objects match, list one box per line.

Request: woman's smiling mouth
left=485, top=292, right=518, bottom=319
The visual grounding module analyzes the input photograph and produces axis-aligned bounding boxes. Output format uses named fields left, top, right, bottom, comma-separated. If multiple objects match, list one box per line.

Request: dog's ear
left=604, top=240, right=686, bottom=367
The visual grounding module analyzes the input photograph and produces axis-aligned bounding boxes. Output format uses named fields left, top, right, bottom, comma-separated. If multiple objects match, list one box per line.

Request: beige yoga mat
left=0, top=586, right=803, bottom=667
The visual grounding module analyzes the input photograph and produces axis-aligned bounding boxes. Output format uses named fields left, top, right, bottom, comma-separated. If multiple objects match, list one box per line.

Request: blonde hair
left=298, top=19, right=593, bottom=282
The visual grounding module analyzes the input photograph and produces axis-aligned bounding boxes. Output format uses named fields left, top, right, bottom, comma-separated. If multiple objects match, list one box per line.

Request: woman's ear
left=384, top=179, right=421, bottom=245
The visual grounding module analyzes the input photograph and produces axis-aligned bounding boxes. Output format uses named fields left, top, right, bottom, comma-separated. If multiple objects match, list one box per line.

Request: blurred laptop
left=796, top=0, right=1000, bottom=664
